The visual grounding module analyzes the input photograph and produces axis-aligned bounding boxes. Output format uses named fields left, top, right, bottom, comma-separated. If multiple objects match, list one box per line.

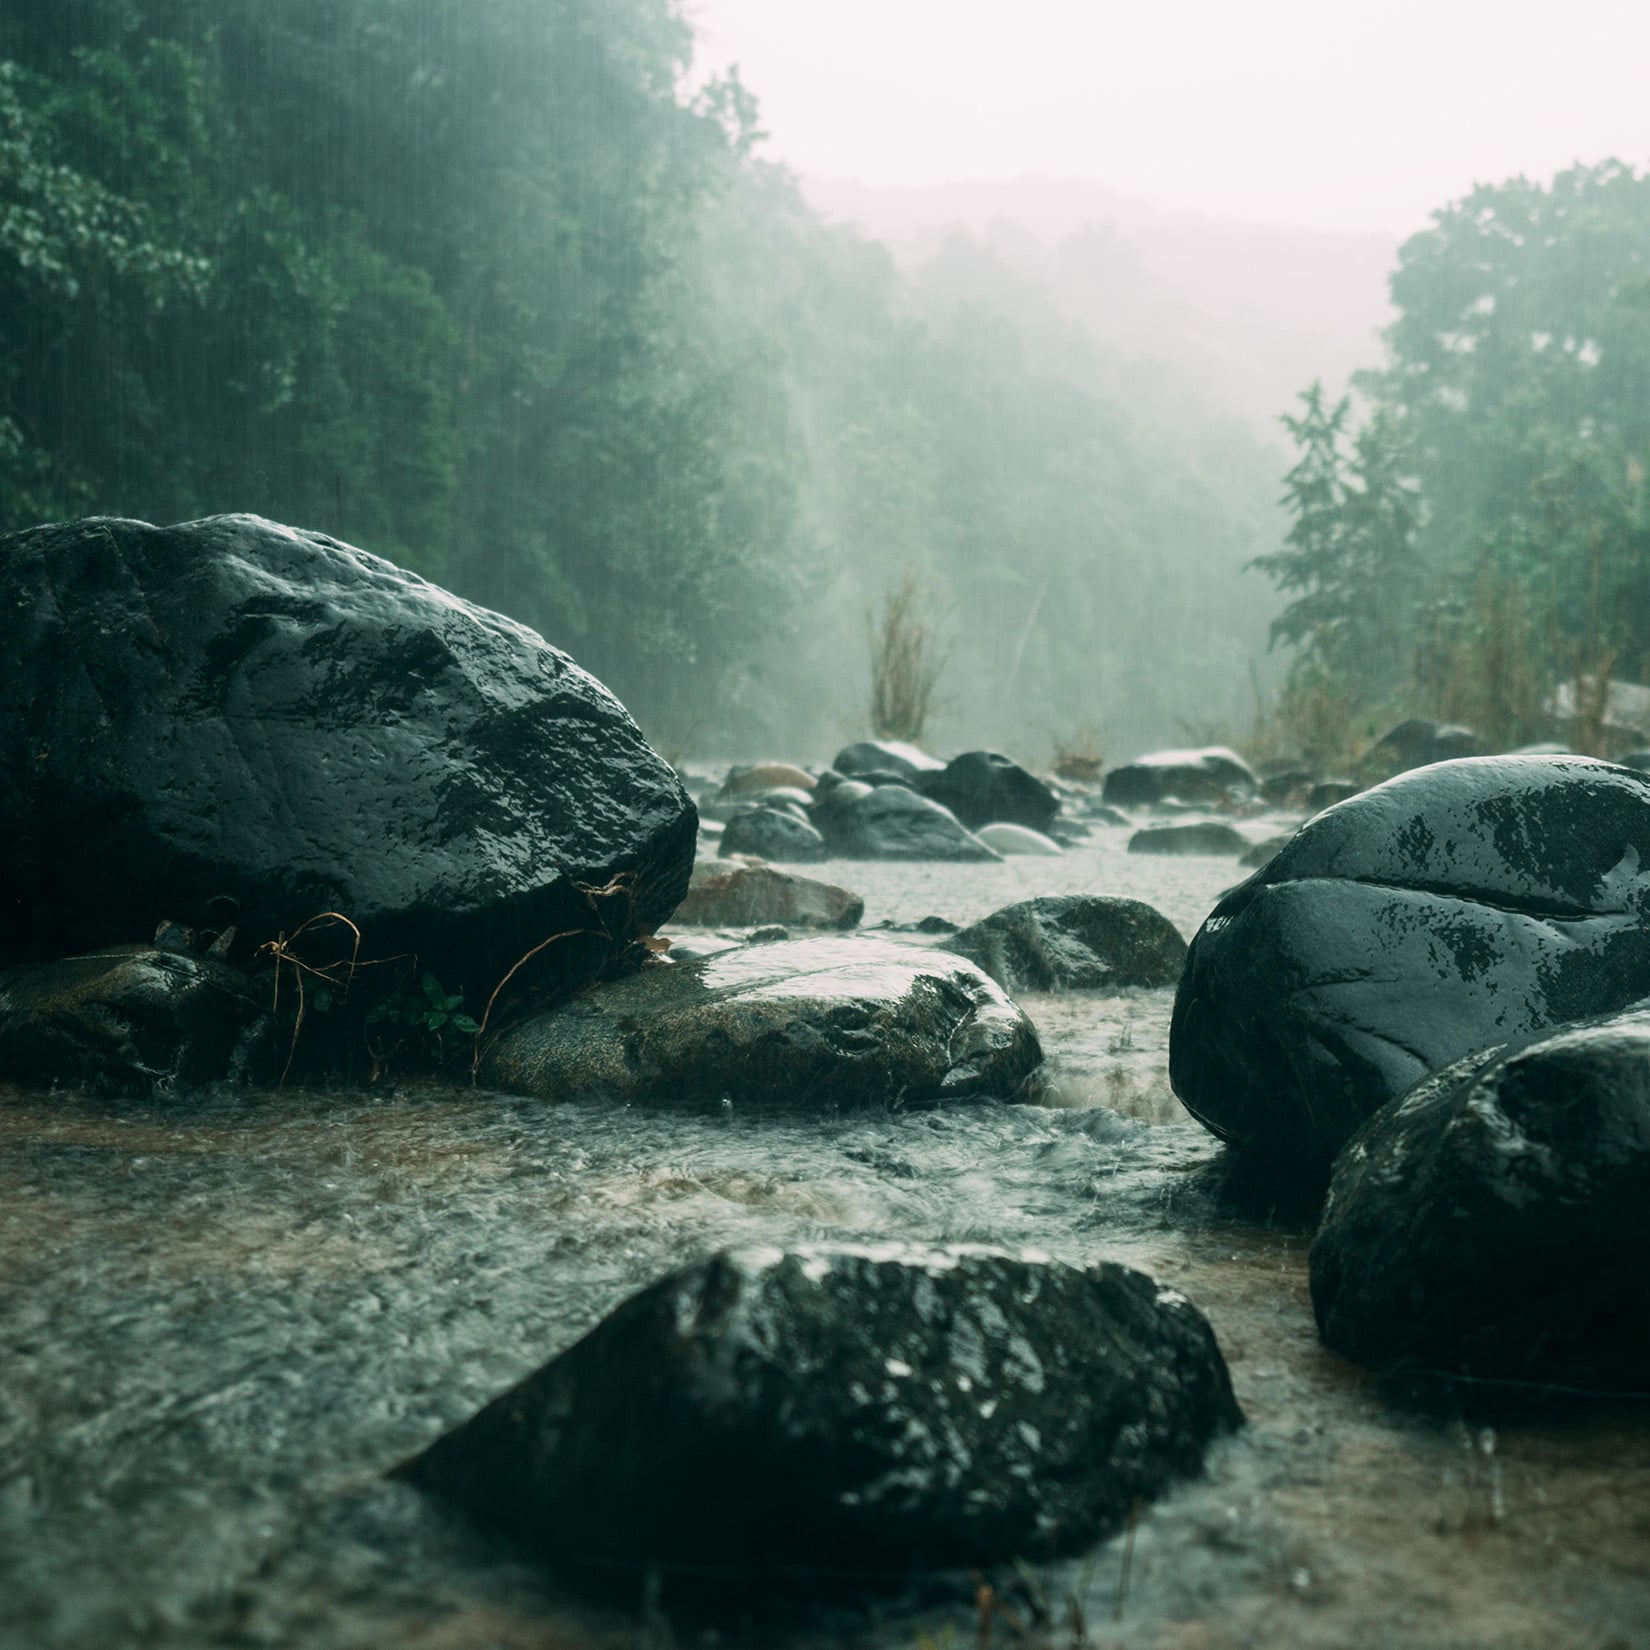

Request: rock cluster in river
left=401, top=1242, right=1244, bottom=1578
left=1170, top=756, right=1650, bottom=1165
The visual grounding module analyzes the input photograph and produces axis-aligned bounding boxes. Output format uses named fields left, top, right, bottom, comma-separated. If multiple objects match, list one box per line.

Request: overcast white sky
left=686, top=0, right=1650, bottom=234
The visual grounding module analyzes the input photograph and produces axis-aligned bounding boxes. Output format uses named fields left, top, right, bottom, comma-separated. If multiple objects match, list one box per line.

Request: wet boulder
left=822, top=785, right=1000, bottom=861
left=0, top=515, right=696, bottom=1007
left=975, top=822, right=1062, bottom=857
left=401, top=1243, right=1243, bottom=1578
left=0, top=944, right=272, bottom=1094
left=1171, top=756, right=1650, bottom=1165
left=672, top=862, right=863, bottom=930
left=479, top=936, right=1040, bottom=1111
left=1102, top=748, right=1256, bottom=809
left=946, top=896, right=1187, bottom=994
left=719, top=806, right=830, bottom=863
left=915, top=750, right=1060, bottom=833
left=1128, top=822, right=1250, bottom=856
left=1310, top=1008, right=1650, bottom=1388
left=1368, top=718, right=1483, bottom=776
left=833, top=740, right=946, bottom=780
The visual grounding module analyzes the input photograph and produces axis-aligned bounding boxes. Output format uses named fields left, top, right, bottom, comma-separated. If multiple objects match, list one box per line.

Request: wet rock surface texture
left=403, top=1242, right=1243, bottom=1577
left=479, top=936, right=1042, bottom=1112
left=0, top=944, right=271, bottom=1094
left=1170, top=756, right=1650, bottom=1164
left=0, top=514, right=696, bottom=1000
left=946, top=895, right=1188, bottom=993
left=914, top=750, right=1060, bottom=833
left=719, top=805, right=830, bottom=862
left=1310, top=1007, right=1650, bottom=1388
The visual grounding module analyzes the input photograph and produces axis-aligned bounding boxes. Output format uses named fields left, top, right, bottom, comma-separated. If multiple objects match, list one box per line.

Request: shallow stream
left=4, top=822, right=1647, bottom=1649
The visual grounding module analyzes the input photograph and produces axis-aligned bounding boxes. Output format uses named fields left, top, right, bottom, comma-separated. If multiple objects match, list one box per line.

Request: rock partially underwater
left=946, top=895, right=1187, bottom=994
left=0, top=514, right=695, bottom=1007
left=821, top=784, right=1000, bottom=862
left=400, top=1243, right=1242, bottom=1580
left=1310, top=1008, right=1650, bottom=1389
left=0, top=944, right=272, bottom=1093
left=1170, top=756, right=1650, bottom=1165
left=479, top=936, right=1041, bottom=1111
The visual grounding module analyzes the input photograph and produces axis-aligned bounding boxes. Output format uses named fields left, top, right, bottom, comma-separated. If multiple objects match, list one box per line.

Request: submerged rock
left=672, top=862, right=863, bottom=931
left=1128, top=822, right=1250, bottom=857
left=1310, top=1008, right=1650, bottom=1388
left=401, top=1243, right=1242, bottom=1578
left=1171, top=756, right=1650, bottom=1165
left=1102, top=748, right=1256, bottom=809
left=718, top=806, right=830, bottom=863
left=0, top=515, right=695, bottom=1008
left=946, top=896, right=1187, bottom=994
left=916, top=750, right=1060, bottom=832
left=822, top=785, right=1000, bottom=861
left=478, top=936, right=1040, bottom=1111
left=0, top=945, right=272, bottom=1094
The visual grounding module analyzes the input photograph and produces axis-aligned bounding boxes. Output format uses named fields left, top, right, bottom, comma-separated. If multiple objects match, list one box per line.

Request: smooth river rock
left=915, top=750, right=1060, bottom=833
left=1310, top=1008, right=1650, bottom=1388
left=0, top=515, right=696, bottom=1008
left=1128, top=821, right=1251, bottom=857
left=822, top=785, right=1000, bottom=862
left=1102, top=747, right=1257, bottom=809
left=401, top=1243, right=1243, bottom=1579
left=1170, top=756, right=1650, bottom=1165
left=478, top=936, right=1041, bottom=1111
left=718, top=805, right=830, bottom=863
left=671, top=862, right=863, bottom=930
left=946, top=895, right=1188, bottom=994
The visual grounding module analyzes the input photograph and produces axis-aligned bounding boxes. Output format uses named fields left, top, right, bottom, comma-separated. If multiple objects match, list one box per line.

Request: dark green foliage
left=2, top=2, right=1286, bottom=752
left=1255, top=161, right=1650, bottom=744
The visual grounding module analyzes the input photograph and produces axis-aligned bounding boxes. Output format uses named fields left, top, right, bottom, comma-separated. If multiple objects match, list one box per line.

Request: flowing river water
left=3, top=818, right=1648, bottom=1649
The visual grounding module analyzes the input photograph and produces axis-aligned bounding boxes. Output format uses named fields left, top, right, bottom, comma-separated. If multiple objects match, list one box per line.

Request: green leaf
left=421, top=971, right=445, bottom=1007
left=450, top=1013, right=481, bottom=1035
left=422, top=1009, right=446, bottom=1031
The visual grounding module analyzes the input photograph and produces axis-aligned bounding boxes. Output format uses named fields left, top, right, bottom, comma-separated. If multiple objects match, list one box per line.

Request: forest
left=3, top=0, right=1648, bottom=763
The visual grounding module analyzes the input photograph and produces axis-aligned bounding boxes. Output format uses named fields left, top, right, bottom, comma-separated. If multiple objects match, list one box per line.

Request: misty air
left=2, top=4, right=1648, bottom=1647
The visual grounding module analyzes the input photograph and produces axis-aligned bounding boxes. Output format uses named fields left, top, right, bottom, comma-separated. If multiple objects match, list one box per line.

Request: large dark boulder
left=1102, top=747, right=1256, bottom=809
left=0, top=516, right=695, bottom=1007
left=479, top=936, right=1040, bottom=1111
left=1310, top=1009, right=1650, bottom=1388
left=0, top=944, right=273, bottom=1094
left=915, top=750, right=1059, bottom=832
left=400, top=1243, right=1243, bottom=1579
left=833, top=740, right=946, bottom=780
left=1170, top=756, right=1650, bottom=1166
left=718, top=806, right=829, bottom=863
left=946, top=896, right=1187, bottom=993
left=822, top=785, right=1000, bottom=861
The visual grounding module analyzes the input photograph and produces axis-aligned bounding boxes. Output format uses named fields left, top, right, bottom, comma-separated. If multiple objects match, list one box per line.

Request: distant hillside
left=803, top=175, right=1398, bottom=437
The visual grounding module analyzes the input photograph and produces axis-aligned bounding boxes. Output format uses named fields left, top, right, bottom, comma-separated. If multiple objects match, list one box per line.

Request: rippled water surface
left=4, top=830, right=1648, bottom=1650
